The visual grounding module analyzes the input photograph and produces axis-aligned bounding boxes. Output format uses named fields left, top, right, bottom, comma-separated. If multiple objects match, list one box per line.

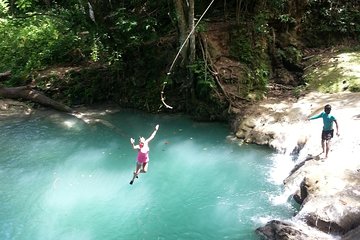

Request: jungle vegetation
left=0, top=0, right=359, bottom=119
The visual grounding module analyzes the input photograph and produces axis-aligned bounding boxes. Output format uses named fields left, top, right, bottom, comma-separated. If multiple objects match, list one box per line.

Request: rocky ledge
left=235, top=92, right=360, bottom=239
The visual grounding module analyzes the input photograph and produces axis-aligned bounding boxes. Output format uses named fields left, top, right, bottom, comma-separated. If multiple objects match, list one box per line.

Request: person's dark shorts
left=322, top=130, right=334, bottom=141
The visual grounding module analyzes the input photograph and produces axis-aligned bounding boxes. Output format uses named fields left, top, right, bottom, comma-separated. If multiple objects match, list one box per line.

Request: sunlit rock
left=241, top=92, right=360, bottom=239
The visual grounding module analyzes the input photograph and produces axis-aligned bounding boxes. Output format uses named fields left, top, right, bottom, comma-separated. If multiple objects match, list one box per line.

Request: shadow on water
left=0, top=109, right=293, bottom=240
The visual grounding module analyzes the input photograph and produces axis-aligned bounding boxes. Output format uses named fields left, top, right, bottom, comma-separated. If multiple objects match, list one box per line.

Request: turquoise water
left=0, top=109, right=293, bottom=240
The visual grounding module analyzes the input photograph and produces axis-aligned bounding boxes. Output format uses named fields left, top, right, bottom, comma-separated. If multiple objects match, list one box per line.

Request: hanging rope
left=167, top=0, right=215, bottom=75
left=161, top=0, right=215, bottom=109
left=161, top=81, right=173, bottom=109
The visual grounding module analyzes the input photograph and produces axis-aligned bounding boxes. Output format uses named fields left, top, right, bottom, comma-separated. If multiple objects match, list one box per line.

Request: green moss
left=304, top=51, right=360, bottom=93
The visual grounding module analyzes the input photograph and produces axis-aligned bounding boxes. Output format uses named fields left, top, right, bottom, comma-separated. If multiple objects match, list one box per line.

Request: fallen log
left=0, top=86, right=74, bottom=113
left=0, top=71, right=11, bottom=81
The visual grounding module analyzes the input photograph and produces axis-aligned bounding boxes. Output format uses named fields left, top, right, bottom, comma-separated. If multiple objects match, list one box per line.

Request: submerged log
left=0, top=86, right=73, bottom=113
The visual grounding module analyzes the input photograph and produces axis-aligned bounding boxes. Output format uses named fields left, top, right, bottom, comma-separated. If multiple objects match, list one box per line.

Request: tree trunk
left=173, top=0, right=189, bottom=65
left=0, top=86, right=74, bottom=113
left=188, top=0, right=196, bottom=66
left=173, top=0, right=202, bottom=111
left=187, top=0, right=196, bottom=103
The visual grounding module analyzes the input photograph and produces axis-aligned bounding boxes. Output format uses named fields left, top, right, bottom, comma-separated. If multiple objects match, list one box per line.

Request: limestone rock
left=256, top=220, right=334, bottom=240
left=240, top=92, right=360, bottom=239
left=342, top=225, right=360, bottom=240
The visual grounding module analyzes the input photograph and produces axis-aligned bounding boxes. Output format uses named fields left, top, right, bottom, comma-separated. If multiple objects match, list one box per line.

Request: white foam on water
left=267, top=190, right=292, bottom=206
left=251, top=215, right=275, bottom=226
left=267, top=153, right=294, bottom=185
left=257, top=120, right=347, bottom=240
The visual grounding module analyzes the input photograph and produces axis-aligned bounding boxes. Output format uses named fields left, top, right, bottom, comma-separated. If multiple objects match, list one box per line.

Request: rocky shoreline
left=235, top=92, right=360, bottom=239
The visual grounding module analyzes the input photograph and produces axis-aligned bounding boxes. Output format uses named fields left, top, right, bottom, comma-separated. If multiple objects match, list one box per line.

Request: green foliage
left=277, top=14, right=296, bottom=24
left=0, top=15, right=89, bottom=84
left=0, top=0, right=9, bottom=16
left=0, top=0, right=168, bottom=86
left=253, top=63, right=270, bottom=90
left=303, top=0, right=360, bottom=43
left=303, top=51, right=360, bottom=93
left=229, top=14, right=271, bottom=96
left=15, top=0, right=33, bottom=11
left=254, top=13, right=269, bottom=35
left=188, top=60, right=215, bottom=98
left=195, top=22, right=207, bottom=33
left=241, top=61, right=269, bottom=95
left=266, top=0, right=287, bottom=11
left=349, top=84, right=360, bottom=92
left=90, top=36, right=104, bottom=62
left=0, top=0, right=45, bottom=15
left=276, top=46, right=302, bottom=64
left=49, top=67, right=123, bottom=105
left=109, top=7, right=160, bottom=48
left=230, top=28, right=254, bottom=64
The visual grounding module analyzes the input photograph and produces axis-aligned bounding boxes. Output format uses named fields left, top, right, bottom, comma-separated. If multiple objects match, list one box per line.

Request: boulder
left=256, top=220, right=334, bottom=240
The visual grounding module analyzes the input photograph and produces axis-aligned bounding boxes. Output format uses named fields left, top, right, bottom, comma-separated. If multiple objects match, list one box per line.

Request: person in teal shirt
left=308, top=104, right=339, bottom=158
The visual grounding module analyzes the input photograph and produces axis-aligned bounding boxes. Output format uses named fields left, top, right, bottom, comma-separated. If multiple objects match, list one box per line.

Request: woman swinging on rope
left=129, top=124, right=159, bottom=185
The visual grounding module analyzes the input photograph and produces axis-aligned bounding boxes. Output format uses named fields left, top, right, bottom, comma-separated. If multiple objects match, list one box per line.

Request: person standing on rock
left=307, top=104, right=339, bottom=158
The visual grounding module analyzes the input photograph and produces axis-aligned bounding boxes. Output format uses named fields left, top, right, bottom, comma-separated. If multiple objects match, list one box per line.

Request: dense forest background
left=0, top=0, right=359, bottom=119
